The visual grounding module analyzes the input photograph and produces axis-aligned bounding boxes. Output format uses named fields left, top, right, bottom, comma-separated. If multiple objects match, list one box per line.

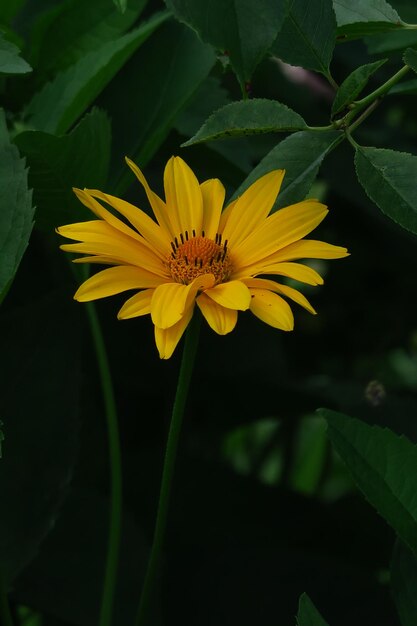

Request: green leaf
left=366, top=30, right=417, bottom=54
left=334, top=0, right=405, bottom=38
left=232, top=130, right=343, bottom=210
left=0, top=110, right=34, bottom=297
left=355, top=146, right=417, bottom=236
left=25, top=10, right=169, bottom=135
left=321, top=409, right=417, bottom=558
left=404, top=47, right=417, bottom=73
left=391, top=540, right=417, bottom=626
left=109, top=20, right=216, bottom=195
left=14, top=108, right=111, bottom=232
left=271, top=0, right=336, bottom=78
left=164, top=0, right=287, bottom=87
left=30, top=0, right=147, bottom=80
left=0, top=32, right=32, bottom=74
left=390, top=77, right=417, bottom=95
left=182, top=99, right=307, bottom=146
left=331, top=59, right=387, bottom=116
left=175, top=76, right=252, bottom=173
left=0, top=0, right=26, bottom=24
left=297, top=593, right=330, bottom=626
left=0, top=294, right=80, bottom=583
left=290, top=416, right=328, bottom=496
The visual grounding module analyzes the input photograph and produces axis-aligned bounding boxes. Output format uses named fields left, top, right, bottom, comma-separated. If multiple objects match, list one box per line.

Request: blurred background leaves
left=2, top=0, right=417, bottom=625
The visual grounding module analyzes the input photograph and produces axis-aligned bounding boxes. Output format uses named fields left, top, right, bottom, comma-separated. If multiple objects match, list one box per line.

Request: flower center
left=167, top=231, right=232, bottom=285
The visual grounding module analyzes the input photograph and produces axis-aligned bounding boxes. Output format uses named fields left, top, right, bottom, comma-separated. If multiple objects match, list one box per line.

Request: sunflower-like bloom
left=58, top=156, right=348, bottom=358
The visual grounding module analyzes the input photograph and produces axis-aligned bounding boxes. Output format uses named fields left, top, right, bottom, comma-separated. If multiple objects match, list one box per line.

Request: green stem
left=0, top=572, right=14, bottom=626
left=306, top=124, right=335, bottom=131
left=348, top=65, right=410, bottom=119
left=85, top=300, right=123, bottom=626
left=348, top=98, right=381, bottom=134
left=136, top=313, right=201, bottom=626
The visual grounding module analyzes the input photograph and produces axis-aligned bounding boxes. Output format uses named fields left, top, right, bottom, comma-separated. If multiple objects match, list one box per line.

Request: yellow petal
left=260, top=239, right=350, bottom=264
left=164, top=156, right=203, bottom=237
left=200, top=178, right=225, bottom=239
left=154, top=305, right=194, bottom=359
left=205, top=280, right=251, bottom=310
left=72, top=188, right=144, bottom=244
left=218, top=198, right=237, bottom=233
left=58, top=220, right=167, bottom=276
left=72, top=255, right=124, bottom=265
left=197, top=292, right=237, bottom=335
left=220, top=170, right=285, bottom=248
left=243, top=277, right=316, bottom=314
left=249, top=289, right=294, bottom=330
left=151, top=274, right=215, bottom=329
left=125, top=157, right=172, bottom=236
left=258, top=262, right=324, bottom=285
left=232, top=200, right=328, bottom=268
left=86, top=189, right=170, bottom=256
left=117, top=289, right=154, bottom=319
left=74, top=266, right=165, bottom=302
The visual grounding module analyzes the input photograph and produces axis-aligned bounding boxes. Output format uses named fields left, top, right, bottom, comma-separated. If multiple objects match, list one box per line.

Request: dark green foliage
left=0, top=110, right=34, bottom=295
left=182, top=98, right=307, bottom=146
left=297, top=594, right=330, bottom=626
left=164, top=0, right=287, bottom=88
left=271, top=0, right=337, bottom=78
left=15, top=108, right=111, bottom=231
left=355, top=146, right=417, bottom=235
left=2, top=0, right=417, bottom=624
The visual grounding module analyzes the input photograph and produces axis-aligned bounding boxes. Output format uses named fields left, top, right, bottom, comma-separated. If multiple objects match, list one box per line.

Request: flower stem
left=0, top=571, right=14, bottom=626
left=136, top=313, right=201, bottom=626
left=85, top=300, right=122, bottom=626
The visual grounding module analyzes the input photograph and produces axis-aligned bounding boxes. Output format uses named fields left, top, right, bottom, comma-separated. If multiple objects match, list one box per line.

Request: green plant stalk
left=0, top=571, right=14, bottom=626
left=342, top=64, right=411, bottom=128
left=85, top=300, right=123, bottom=626
left=136, top=313, right=201, bottom=626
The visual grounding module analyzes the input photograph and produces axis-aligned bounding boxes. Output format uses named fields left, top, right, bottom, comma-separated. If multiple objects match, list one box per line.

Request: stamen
left=202, top=230, right=205, bottom=237
left=192, top=229, right=196, bottom=237
left=167, top=234, right=233, bottom=286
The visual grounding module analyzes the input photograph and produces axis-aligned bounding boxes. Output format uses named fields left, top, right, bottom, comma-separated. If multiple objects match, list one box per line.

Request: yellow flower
left=58, top=156, right=348, bottom=359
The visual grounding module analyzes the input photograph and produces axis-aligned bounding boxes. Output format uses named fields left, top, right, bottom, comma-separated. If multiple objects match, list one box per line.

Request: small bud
left=365, top=380, right=386, bottom=407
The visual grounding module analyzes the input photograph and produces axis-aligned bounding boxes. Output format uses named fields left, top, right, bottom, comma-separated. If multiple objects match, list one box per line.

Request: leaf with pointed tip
left=355, top=146, right=417, bottom=236
left=14, top=108, right=111, bottom=232
left=182, top=99, right=307, bottom=146
left=25, top=11, right=169, bottom=135
left=321, top=409, right=417, bottom=558
left=30, top=0, right=147, bottom=80
left=391, top=540, right=417, bottom=626
left=109, top=21, right=216, bottom=195
left=334, top=0, right=405, bottom=38
left=0, top=33, right=31, bottom=74
left=232, top=130, right=343, bottom=211
left=404, top=47, right=417, bottom=74
left=165, top=0, right=287, bottom=87
left=0, top=110, right=34, bottom=297
left=297, top=593, right=330, bottom=626
left=331, top=59, right=387, bottom=116
left=271, top=0, right=336, bottom=78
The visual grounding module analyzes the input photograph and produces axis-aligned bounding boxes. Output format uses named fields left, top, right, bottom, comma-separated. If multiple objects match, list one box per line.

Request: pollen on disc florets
left=167, top=231, right=232, bottom=285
